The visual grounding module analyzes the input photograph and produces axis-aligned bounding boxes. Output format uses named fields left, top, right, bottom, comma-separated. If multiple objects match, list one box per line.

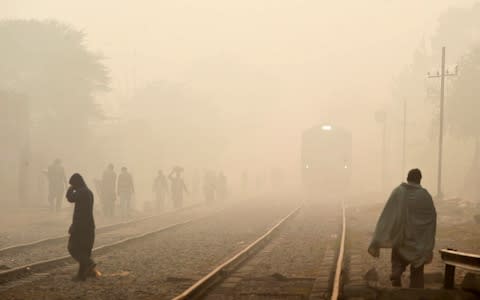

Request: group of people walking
left=96, top=165, right=135, bottom=218
left=98, top=164, right=194, bottom=216
left=44, top=160, right=135, bottom=218
left=45, top=159, right=229, bottom=217
left=62, top=165, right=223, bottom=281
left=152, top=167, right=189, bottom=211
left=52, top=159, right=439, bottom=289
left=203, top=171, right=228, bottom=205
left=61, top=166, right=189, bottom=281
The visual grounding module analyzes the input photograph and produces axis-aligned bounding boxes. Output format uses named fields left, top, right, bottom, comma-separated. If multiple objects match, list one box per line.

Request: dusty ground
left=0, top=198, right=298, bottom=300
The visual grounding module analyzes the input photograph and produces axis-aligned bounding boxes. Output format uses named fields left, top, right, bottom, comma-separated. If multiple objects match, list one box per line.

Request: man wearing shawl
left=368, top=169, right=436, bottom=288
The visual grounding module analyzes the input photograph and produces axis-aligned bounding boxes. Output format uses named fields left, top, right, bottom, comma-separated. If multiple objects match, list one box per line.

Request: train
left=301, top=124, right=352, bottom=193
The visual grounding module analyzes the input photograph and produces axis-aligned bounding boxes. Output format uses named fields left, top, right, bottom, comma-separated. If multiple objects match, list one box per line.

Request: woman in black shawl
left=66, top=173, right=98, bottom=281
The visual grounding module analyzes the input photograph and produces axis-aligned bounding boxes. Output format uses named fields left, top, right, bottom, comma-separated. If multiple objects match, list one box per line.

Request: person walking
left=117, top=167, right=134, bottom=218
left=66, top=173, right=99, bottom=281
left=169, top=167, right=188, bottom=209
left=46, top=159, right=67, bottom=212
left=153, top=169, right=168, bottom=212
left=368, top=168, right=436, bottom=288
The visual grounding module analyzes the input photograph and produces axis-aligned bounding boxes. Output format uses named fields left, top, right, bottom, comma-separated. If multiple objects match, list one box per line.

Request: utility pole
left=428, top=47, right=458, bottom=199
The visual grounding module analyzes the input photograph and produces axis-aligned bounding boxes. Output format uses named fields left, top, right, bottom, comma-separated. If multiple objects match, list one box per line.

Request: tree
left=0, top=90, right=29, bottom=203
left=448, top=47, right=480, bottom=154
left=398, top=3, right=480, bottom=135
left=0, top=20, right=109, bottom=142
left=426, top=3, right=480, bottom=138
left=443, top=47, right=480, bottom=201
left=391, top=3, right=480, bottom=196
left=431, top=3, right=480, bottom=62
left=0, top=20, right=110, bottom=202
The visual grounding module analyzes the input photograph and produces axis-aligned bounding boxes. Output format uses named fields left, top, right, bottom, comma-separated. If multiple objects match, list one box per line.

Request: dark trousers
left=68, top=231, right=95, bottom=278
left=391, top=248, right=424, bottom=288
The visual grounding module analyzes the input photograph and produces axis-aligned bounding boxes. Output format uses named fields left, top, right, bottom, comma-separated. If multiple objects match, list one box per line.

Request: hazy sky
left=3, top=1, right=475, bottom=117
left=2, top=0, right=477, bottom=191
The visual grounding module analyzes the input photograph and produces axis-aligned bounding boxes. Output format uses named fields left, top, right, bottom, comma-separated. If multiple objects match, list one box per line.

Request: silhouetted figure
left=203, top=171, right=216, bottom=205
left=368, top=169, right=436, bottom=288
left=117, top=167, right=134, bottom=218
left=153, top=170, right=168, bottom=212
left=216, top=171, right=228, bottom=202
left=66, top=173, right=98, bottom=281
left=101, top=164, right=117, bottom=217
left=169, top=167, right=188, bottom=209
left=47, top=159, right=67, bottom=212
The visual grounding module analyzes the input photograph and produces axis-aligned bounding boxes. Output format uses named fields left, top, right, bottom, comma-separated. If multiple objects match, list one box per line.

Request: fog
left=2, top=0, right=480, bottom=210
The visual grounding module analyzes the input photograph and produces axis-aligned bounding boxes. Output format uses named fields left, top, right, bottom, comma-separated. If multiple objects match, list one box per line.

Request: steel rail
left=0, top=207, right=216, bottom=285
left=330, top=199, right=346, bottom=300
left=0, top=203, right=201, bottom=255
left=172, top=205, right=302, bottom=300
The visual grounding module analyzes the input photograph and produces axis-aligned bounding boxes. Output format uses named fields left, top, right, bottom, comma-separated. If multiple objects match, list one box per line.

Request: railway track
left=0, top=203, right=200, bottom=256
left=173, top=200, right=347, bottom=300
left=0, top=199, right=309, bottom=299
left=0, top=204, right=214, bottom=289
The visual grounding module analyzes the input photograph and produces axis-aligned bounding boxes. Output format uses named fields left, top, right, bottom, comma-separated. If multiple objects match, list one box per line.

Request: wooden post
left=444, top=264, right=455, bottom=289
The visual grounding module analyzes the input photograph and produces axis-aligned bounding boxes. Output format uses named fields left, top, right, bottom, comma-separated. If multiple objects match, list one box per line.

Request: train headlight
left=321, top=125, right=332, bottom=131
left=344, top=165, right=348, bottom=169
left=305, top=164, right=309, bottom=169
